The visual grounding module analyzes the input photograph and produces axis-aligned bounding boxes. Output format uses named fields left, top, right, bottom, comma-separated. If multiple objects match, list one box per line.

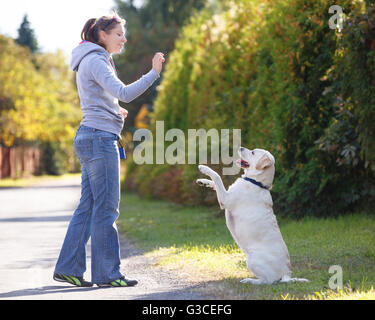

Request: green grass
left=118, top=193, right=375, bottom=300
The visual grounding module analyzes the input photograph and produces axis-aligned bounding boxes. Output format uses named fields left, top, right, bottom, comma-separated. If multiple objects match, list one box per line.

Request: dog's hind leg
left=280, top=275, right=309, bottom=283
left=243, top=253, right=280, bottom=285
left=240, top=278, right=269, bottom=285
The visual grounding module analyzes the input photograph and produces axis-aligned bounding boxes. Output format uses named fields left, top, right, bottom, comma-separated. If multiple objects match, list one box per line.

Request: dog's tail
left=280, top=275, right=309, bottom=283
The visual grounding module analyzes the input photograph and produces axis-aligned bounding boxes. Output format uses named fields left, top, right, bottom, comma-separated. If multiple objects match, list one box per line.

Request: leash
left=118, top=138, right=126, bottom=160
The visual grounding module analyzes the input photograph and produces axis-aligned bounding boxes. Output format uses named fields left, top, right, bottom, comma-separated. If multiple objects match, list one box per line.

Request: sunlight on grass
left=147, top=244, right=249, bottom=282
left=282, top=285, right=375, bottom=300
left=310, top=286, right=375, bottom=300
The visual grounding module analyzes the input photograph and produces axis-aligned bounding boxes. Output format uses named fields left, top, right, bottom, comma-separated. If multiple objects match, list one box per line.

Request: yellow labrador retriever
left=197, top=147, right=308, bottom=285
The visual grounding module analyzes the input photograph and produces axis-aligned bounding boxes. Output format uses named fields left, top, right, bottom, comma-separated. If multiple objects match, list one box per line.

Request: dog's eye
left=252, top=151, right=255, bottom=155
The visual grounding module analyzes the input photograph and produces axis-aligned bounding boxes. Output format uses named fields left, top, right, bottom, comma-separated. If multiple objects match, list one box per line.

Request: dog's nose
left=239, top=147, right=244, bottom=152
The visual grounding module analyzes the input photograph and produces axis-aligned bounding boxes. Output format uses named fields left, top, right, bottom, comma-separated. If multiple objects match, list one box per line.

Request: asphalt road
left=0, top=176, right=205, bottom=300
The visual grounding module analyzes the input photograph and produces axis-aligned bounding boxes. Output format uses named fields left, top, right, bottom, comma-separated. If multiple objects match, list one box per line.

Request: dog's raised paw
left=196, top=179, right=206, bottom=186
left=196, top=179, right=215, bottom=189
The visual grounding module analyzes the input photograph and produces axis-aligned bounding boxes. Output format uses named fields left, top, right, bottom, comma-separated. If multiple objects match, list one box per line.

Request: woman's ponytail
left=81, top=18, right=99, bottom=43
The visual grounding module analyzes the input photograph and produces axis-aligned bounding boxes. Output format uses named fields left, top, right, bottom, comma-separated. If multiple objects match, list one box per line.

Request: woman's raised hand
left=152, top=52, right=165, bottom=75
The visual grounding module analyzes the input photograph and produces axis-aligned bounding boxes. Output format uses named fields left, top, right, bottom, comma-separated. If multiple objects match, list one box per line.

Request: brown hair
left=81, top=13, right=126, bottom=49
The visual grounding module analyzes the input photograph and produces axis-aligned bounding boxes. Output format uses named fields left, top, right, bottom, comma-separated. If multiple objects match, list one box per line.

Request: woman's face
left=99, top=23, right=127, bottom=55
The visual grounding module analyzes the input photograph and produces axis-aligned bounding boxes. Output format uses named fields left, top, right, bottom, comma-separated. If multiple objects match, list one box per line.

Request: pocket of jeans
left=74, top=138, right=94, bottom=162
left=99, top=132, right=117, bottom=142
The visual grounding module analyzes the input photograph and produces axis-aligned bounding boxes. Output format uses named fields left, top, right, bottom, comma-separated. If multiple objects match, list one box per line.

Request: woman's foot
left=53, top=273, right=93, bottom=287
left=96, top=276, right=138, bottom=287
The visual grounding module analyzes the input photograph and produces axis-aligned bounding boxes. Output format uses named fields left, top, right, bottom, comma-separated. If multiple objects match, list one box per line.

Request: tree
left=113, top=0, right=207, bottom=132
left=16, top=15, right=39, bottom=53
left=0, top=35, right=81, bottom=173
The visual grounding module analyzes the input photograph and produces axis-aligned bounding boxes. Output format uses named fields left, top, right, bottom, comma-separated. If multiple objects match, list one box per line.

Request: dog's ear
left=255, top=154, right=273, bottom=171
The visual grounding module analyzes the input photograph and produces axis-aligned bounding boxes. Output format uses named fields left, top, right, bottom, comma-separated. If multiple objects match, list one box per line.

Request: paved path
left=0, top=177, right=205, bottom=300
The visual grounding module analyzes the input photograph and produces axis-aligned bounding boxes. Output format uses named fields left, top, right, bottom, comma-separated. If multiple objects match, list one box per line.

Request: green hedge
left=124, top=0, right=375, bottom=217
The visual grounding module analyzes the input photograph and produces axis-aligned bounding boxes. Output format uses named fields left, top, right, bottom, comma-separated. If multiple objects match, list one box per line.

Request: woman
left=53, top=13, right=164, bottom=287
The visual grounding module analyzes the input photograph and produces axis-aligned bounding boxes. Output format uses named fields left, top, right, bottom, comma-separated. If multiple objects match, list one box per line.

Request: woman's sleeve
left=90, top=56, right=160, bottom=103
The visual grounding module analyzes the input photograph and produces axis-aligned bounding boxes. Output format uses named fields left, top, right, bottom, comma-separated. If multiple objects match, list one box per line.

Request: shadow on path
left=0, top=285, right=101, bottom=299
left=0, top=214, right=71, bottom=223
left=0, top=284, right=207, bottom=300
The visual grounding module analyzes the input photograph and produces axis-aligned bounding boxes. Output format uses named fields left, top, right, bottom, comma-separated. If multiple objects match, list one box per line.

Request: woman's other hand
left=120, top=107, right=128, bottom=119
left=152, top=52, right=165, bottom=75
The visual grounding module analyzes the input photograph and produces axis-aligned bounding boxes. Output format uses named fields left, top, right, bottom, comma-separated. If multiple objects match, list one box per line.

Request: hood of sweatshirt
left=70, top=41, right=110, bottom=72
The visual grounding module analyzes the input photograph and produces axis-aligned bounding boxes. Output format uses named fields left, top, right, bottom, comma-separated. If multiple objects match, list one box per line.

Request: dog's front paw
left=196, top=179, right=215, bottom=189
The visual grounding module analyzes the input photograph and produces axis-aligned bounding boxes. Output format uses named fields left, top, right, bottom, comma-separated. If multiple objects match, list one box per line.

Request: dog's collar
left=242, top=177, right=269, bottom=190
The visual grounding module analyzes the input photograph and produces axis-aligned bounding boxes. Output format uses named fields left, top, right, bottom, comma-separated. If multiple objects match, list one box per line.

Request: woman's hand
left=120, top=107, right=128, bottom=119
left=152, top=52, right=165, bottom=75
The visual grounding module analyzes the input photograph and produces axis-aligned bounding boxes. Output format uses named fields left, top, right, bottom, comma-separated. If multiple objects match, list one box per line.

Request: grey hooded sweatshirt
left=71, top=41, right=160, bottom=137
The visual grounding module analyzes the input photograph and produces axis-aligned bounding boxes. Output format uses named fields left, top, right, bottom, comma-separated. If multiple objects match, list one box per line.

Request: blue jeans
left=54, top=125, right=123, bottom=284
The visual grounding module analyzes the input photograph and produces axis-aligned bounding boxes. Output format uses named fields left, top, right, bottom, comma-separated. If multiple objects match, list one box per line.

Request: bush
left=39, top=141, right=69, bottom=176
left=125, top=0, right=375, bottom=217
